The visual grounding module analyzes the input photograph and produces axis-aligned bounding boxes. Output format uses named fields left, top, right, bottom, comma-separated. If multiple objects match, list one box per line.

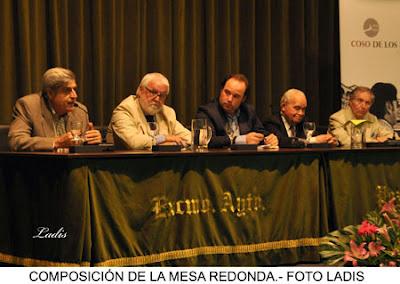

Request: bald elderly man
left=263, top=88, right=336, bottom=146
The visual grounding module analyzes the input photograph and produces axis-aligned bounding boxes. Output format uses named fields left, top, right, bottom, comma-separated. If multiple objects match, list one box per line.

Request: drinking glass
left=225, top=123, right=235, bottom=144
left=303, top=122, right=316, bottom=142
left=191, top=119, right=210, bottom=151
left=351, top=125, right=364, bottom=149
left=199, top=125, right=212, bottom=150
left=148, top=122, right=159, bottom=144
left=70, top=121, right=83, bottom=144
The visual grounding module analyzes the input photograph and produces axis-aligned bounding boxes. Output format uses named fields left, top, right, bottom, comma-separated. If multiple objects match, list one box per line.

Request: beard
left=143, top=103, right=162, bottom=115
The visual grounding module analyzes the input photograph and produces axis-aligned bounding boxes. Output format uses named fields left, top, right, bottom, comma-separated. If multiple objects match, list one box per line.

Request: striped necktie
left=55, top=117, right=66, bottom=136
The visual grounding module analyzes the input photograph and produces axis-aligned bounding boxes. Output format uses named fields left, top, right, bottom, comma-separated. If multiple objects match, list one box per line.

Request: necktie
left=290, top=125, right=296, bottom=137
left=55, top=117, right=66, bottom=136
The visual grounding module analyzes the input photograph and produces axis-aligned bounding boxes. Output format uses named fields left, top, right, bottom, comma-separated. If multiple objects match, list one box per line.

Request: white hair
left=42, top=67, right=75, bottom=92
left=136, top=73, right=169, bottom=95
left=280, top=88, right=306, bottom=107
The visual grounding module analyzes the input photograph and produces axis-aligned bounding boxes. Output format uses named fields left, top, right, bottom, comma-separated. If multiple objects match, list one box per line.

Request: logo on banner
left=363, top=18, right=379, bottom=37
left=152, top=192, right=266, bottom=219
left=349, top=18, right=398, bottom=49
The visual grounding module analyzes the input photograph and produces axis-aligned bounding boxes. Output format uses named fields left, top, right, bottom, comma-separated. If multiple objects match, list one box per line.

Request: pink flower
left=344, top=240, right=369, bottom=266
left=380, top=198, right=396, bottom=214
left=322, top=196, right=400, bottom=267
left=377, top=225, right=391, bottom=242
left=368, top=241, right=385, bottom=257
left=350, top=240, right=369, bottom=259
left=392, top=218, right=400, bottom=228
left=344, top=251, right=358, bottom=266
left=358, top=220, right=378, bottom=236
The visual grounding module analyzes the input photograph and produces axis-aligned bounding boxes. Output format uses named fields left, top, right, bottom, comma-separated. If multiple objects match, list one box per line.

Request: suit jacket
left=263, top=114, right=306, bottom=146
left=328, top=106, right=393, bottom=146
left=8, top=93, right=89, bottom=151
left=107, top=95, right=191, bottom=150
left=195, top=100, right=267, bottom=148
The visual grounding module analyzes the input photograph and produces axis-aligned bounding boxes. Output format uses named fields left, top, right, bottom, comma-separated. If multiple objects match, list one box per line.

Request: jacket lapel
left=133, top=97, right=149, bottom=135
left=238, top=112, right=250, bottom=135
left=155, top=109, right=170, bottom=135
left=40, top=94, right=56, bottom=137
left=278, top=115, right=290, bottom=138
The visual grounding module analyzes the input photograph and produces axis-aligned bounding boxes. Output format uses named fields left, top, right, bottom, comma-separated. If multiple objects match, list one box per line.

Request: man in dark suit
left=196, top=73, right=278, bottom=148
left=8, top=67, right=102, bottom=151
left=264, top=88, right=336, bottom=146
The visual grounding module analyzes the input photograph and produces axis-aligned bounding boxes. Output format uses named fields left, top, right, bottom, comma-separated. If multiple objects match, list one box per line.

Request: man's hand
left=85, top=130, right=102, bottom=144
left=264, top=133, right=278, bottom=146
left=84, top=122, right=102, bottom=144
left=161, top=135, right=188, bottom=147
left=376, top=136, right=389, bottom=143
left=245, top=132, right=264, bottom=144
left=314, top=134, right=337, bottom=145
left=53, top=132, right=74, bottom=149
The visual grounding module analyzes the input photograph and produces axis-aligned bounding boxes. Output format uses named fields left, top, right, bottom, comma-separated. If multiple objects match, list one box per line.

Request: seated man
left=195, top=73, right=278, bottom=148
left=107, top=72, right=191, bottom=149
left=264, top=88, right=336, bottom=146
left=8, top=67, right=102, bottom=151
left=329, top=86, right=393, bottom=146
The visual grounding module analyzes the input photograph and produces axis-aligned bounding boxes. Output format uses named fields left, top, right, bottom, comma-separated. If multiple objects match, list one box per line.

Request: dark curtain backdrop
left=0, top=0, right=340, bottom=127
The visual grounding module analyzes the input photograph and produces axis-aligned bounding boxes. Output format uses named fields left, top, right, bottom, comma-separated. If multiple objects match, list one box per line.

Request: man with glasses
left=195, top=73, right=278, bottom=148
left=107, top=72, right=191, bottom=149
left=8, top=67, right=102, bottom=151
left=329, top=86, right=393, bottom=146
left=264, top=88, right=336, bottom=146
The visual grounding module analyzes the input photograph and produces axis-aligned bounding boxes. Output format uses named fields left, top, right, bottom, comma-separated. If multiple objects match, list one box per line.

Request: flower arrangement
left=319, top=186, right=400, bottom=266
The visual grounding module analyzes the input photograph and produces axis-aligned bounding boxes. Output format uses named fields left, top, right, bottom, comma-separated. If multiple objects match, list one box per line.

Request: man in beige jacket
left=329, top=86, right=393, bottom=146
left=8, top=67, right=101, bottom=151
left=107, top=73, right=191, bottom=150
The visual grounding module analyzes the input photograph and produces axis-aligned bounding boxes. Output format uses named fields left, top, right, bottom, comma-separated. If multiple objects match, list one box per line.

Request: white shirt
left=281, top=114, right=318, bottom=143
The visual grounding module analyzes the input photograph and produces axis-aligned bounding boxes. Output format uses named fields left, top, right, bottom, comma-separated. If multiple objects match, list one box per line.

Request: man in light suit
left=329, top=86, right=393, bottom=146
left=107, top=72, right=191, bottom=150
left=8, top=67, right=102, bottom=151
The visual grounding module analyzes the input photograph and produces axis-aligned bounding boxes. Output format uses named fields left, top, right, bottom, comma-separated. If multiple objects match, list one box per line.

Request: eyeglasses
left=144, top=86, right=168, bottom=100
left=61, top=86, right=78, bottom=94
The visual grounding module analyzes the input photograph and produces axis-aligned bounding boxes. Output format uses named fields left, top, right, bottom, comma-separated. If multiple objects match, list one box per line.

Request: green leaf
left=343, top=226, right=358, bottom=235
left=327, top=257, right=346, bottom=266
left=320, top=250, right=344, bottom=258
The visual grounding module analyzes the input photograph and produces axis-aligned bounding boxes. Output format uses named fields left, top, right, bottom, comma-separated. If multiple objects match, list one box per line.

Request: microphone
left=73, top=102, right=91, bottom=132
left=73, top=102, right=88, bottom=114
left=73, top=102, right=102, bottom=140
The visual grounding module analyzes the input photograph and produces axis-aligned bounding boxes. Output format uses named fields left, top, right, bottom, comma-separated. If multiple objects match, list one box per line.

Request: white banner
left=339, top=0, right=400, bottom=128
left=0, top=267, right=399, bottom=284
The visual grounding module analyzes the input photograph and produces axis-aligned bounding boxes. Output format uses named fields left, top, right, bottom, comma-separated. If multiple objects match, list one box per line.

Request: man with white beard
left=107, top=73, right=191, bottom=150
